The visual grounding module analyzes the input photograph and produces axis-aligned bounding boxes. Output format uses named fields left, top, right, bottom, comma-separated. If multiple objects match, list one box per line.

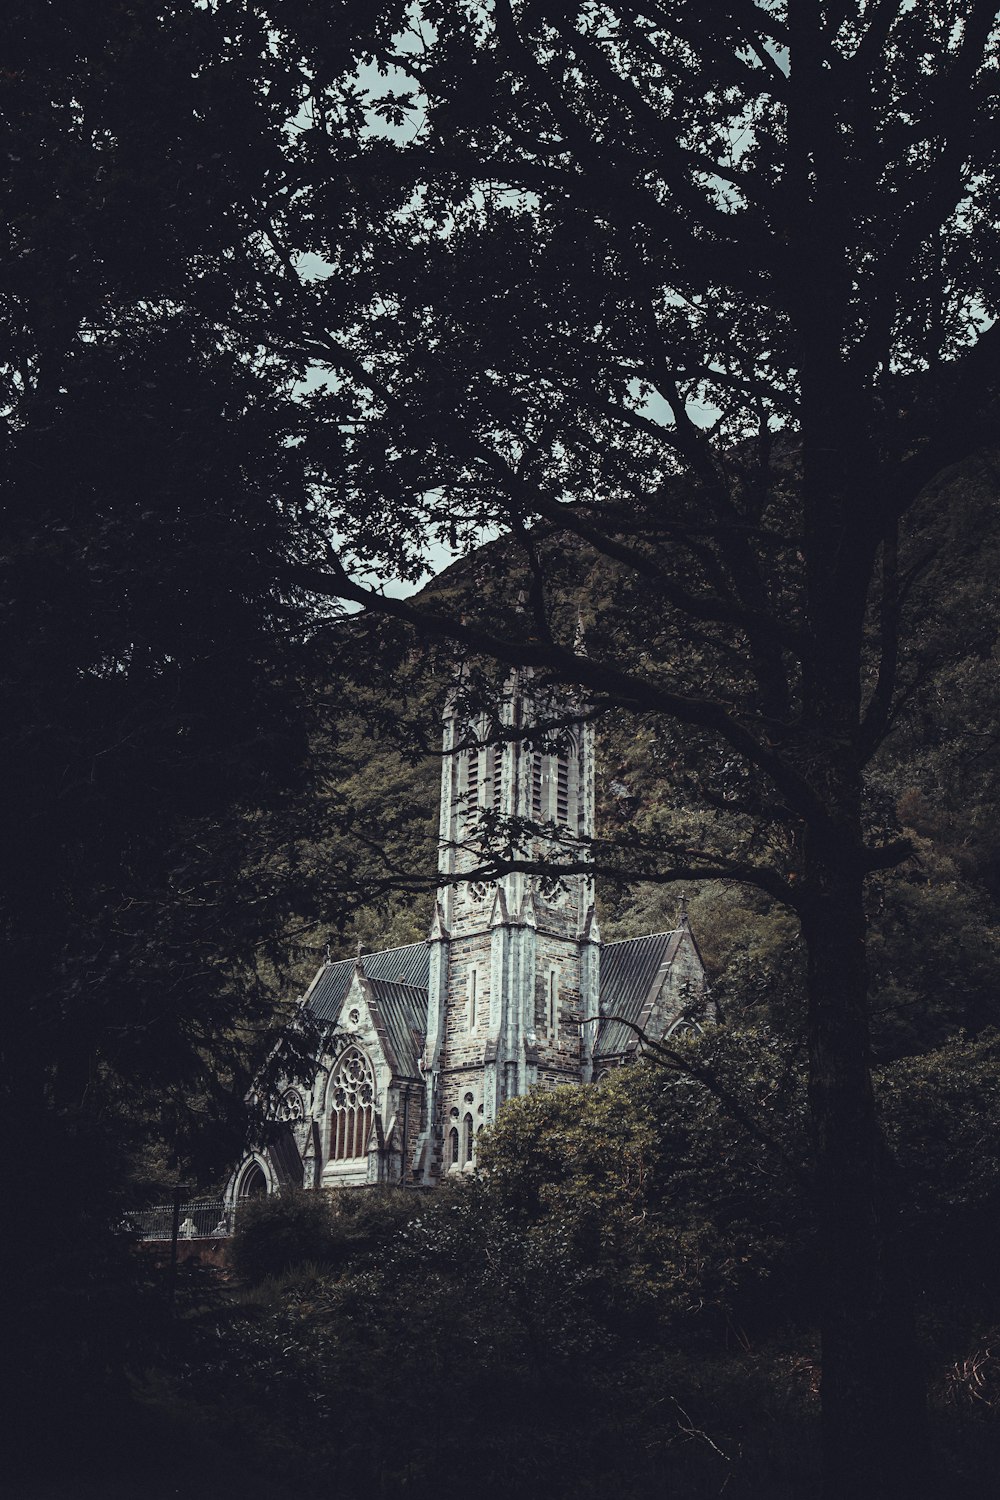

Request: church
left=228, top=674, right=709, bottom=1204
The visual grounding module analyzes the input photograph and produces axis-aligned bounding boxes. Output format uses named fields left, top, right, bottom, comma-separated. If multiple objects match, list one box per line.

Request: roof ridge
left=603, top=928, right=681, bottom=947
left=331, top=938, right=425, bottom=965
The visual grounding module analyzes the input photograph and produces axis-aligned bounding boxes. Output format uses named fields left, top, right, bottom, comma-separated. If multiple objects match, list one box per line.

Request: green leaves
left=481, top=1031, right=813, bottom=1338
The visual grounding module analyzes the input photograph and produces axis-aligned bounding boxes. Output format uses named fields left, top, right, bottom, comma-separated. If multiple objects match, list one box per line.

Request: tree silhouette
left=262, top=6, right=1000, bottom=1495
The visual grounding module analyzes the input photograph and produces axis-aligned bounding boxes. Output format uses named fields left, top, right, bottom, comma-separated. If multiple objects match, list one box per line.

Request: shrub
left=229, top=1185, right=421, bottom=1284
left=229, top=1188, right=336, bottom=1282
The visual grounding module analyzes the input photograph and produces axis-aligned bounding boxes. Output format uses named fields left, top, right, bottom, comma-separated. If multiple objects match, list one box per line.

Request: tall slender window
left=547, top=969, right=559, bottom=1037
left=486, top=746, right=502, bottom=809
left=449, top=1126, right=460, bottom=1165
left=556, top=756, right=569, bottom=824
left=463, top=1113, right=474, bottom=1164
left=328, top=1048, right=375, bottom=1161
left=531, top=751, right=544, bottom=819
left=530, top=745, right=573, bottom=823
left=468, top=967, right=478, bottom=1030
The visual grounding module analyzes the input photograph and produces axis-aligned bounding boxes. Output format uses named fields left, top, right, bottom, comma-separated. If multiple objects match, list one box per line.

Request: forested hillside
left=315, top=448, right=1000, bottom=1070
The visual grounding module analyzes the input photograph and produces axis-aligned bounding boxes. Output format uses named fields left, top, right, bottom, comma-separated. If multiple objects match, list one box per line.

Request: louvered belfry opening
left=467, top=744, right=479, bottom=807
left=556, top=755, right=569, bottom=823
left=531, top=750, right=544, bottom=819
left=530, top=735, right=575, bottom=825
left=329, top=1047, right=376, bottom=1161
left=488, top=745, right=501, bottom=809
left=463, top=725, right=502, bottom=835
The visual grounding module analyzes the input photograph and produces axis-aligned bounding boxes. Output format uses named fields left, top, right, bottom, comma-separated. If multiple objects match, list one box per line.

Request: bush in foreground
left=230, top=1183, right=420, bottom=1283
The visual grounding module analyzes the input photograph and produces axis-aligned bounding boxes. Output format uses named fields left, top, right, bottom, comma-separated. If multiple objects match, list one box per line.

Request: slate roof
left=595, top=929, right=684, bottom=1059
left=368, top=979, right=429, bottom=1080
left=302, top=929, right=685, bottom=1075
left=304, top=942, right=430, bottom=1024
left=303, top=942, right=431, bottom=1084
left=267, top=1122, right=305, bottom=1187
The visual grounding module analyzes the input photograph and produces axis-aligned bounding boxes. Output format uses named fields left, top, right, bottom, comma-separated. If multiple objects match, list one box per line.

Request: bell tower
left=419, top=671, right=599, bottom=1181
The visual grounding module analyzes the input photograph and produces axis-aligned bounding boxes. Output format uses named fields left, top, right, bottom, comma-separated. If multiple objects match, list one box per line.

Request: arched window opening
left=463, top=1113, right=474, bottom=1164
left=458, top=734, right=481, bottom=837
left=468, top=967, right=478, bottom=1030
left=449, top=1126, right=460, bottom=1165
left=238, top=1162, right=267, bottom=1199
left=666, top=1017, right=704, bottom=1041
left=328, top=1047, right=376, bottom=1162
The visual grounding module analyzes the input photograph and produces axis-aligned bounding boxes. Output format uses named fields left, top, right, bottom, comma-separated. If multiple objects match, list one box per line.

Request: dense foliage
left=262, top=16, right=1000, bottom=1490
left=158, top=1031, right=1000, bottom=1500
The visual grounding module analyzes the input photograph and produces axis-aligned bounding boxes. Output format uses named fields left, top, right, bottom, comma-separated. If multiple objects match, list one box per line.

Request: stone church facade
left=228, top=676, right=709, bottom=1204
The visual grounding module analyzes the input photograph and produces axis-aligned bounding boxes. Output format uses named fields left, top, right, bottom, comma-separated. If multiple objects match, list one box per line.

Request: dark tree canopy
left=3, top=6, right=1000, bottom=1498
left=242, top=6, right=1000, bottom=1497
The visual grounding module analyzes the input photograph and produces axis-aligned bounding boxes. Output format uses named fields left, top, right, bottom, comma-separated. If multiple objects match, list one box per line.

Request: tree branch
left=288, top=552, right=834, bottom=833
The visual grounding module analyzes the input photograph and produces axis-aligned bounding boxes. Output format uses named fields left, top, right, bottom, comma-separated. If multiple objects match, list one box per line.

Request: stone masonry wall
left=644, top=929, right=711, bottom=1040
left=531, top=925, right=584, bottom=1081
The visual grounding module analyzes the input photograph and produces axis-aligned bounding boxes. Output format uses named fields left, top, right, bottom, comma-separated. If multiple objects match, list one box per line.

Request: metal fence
left=122, top=1197, right=233, bottom=1241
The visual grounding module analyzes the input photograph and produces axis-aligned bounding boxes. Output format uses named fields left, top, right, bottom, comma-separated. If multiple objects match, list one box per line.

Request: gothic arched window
left=463, top=1113, right=474, bottom=1164
left=557, top=754, right=571, bottom=822
left=466, top=743, right=480, bottom=809
left=449, top=1126, right=460, bottom=1165
left=666, top=1017, right=704, bottom=1041
left=328, top=1048, right=376, bottom=1162
left=488, top=746, right=502, bottom=810
left=531, top=750, right=544, bottom=819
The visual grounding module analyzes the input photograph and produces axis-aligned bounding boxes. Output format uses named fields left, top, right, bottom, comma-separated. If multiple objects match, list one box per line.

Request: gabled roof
left=267, top=1121, right=305, bottom=1187
left=302, top=928, right=689, bottom=1074
left=595, top=929, right=684, bottom=1059
left=368, top=979, right=428, bottom=1080
left=305, top=942, right=430, bottom=1024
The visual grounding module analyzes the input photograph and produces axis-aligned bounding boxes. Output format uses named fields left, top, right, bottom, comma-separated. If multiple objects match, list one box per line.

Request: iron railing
left=123, top=1197, right=233, bottom=1241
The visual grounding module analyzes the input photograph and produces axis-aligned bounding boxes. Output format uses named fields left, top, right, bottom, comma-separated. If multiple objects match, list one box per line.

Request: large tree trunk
left=801, top=827, right=931, bottom=1499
